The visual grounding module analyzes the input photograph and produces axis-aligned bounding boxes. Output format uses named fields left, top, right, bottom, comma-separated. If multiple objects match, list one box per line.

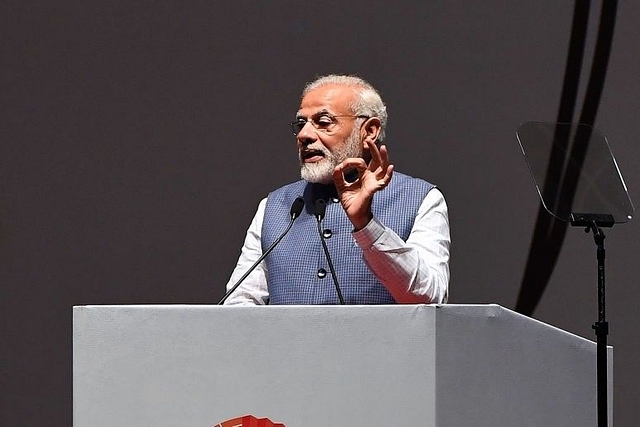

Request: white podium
left=73, top=304, right=612, bottom=426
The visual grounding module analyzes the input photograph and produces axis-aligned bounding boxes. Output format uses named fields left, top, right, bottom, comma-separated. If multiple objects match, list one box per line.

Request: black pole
left=587, top=222, right=608, bottom=427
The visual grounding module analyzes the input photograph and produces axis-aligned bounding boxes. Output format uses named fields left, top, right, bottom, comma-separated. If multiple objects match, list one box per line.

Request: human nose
left=296, top=120, right=317, bottom=145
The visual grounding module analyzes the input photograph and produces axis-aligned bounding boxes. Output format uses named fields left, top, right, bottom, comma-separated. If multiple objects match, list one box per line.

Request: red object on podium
left=215, top=414, right=285, bottom=427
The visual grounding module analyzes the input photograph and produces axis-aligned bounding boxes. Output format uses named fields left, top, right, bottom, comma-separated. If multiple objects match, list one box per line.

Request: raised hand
left=332, top=139, right=394, bottom=230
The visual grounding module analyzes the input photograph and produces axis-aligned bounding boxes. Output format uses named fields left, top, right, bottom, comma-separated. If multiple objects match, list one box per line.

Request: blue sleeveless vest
left=262, top=172, right=434, bottom=304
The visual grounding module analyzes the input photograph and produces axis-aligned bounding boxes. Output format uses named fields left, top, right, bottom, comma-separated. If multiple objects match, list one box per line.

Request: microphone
left=218, top=197, right=304, bottom=305
left=314, top=199, right=345, bottom=305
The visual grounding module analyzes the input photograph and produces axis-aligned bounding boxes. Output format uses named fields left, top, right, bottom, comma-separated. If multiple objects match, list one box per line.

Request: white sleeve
left=222, top=198, right=269, bottom=305
left=352, top=188, right=450, bottom=303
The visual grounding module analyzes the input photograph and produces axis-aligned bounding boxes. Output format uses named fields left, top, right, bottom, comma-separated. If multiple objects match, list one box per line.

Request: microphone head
left=290, top=197, right=304, bottom=219
left=314, top=198, right=327, bottom=221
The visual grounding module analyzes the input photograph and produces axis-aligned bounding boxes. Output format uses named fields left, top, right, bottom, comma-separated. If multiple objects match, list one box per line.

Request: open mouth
left=300, top=149, right=325, bottom=163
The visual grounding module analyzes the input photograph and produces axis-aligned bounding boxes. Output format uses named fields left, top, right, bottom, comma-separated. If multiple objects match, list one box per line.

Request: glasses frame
left=289, top=114, right=370, bottom=136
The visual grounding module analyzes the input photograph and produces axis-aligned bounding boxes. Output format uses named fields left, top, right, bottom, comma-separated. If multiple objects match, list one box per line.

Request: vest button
left=322, top=228, right=332, bottom=239
left=317, top=268, right=327, bottom=278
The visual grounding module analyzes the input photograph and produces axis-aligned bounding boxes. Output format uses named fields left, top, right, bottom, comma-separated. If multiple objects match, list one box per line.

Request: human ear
left=361, top=117, right=381, bottom=146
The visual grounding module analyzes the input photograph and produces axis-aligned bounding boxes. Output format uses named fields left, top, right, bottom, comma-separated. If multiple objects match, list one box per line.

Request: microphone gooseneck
left=218, top=196, right=304, bottom=305
left=314, top=199, right=345, bottom=305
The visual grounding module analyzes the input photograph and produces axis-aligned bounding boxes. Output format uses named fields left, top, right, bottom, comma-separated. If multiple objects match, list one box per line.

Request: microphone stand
left=218, top=197, right=304, bottom=305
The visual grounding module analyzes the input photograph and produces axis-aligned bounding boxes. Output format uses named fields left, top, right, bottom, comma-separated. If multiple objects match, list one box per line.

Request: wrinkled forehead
left=297, top=84, right=357, bottom=116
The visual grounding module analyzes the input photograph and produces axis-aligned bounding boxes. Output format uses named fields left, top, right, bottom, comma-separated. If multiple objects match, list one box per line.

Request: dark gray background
left=1, top=1, right=638, bottom=425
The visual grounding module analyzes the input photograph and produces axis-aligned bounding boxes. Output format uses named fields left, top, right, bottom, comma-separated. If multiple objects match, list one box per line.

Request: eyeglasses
left=289, top=113, right=370, bottom=136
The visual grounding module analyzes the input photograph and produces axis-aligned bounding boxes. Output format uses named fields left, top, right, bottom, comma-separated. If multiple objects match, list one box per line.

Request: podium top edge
left=73, top=303, right=502, bottom=309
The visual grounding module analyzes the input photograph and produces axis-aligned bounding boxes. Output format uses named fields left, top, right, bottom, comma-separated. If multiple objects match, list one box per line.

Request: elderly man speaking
left=222, top=74, right=450, bottom=305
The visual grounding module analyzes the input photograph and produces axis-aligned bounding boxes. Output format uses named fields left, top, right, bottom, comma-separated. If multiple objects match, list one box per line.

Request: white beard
left=300, top=129, right=362, bottom=184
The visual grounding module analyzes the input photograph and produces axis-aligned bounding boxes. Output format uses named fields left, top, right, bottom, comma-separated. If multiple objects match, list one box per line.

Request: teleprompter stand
left=517, top=122, right=634, bottom=427
left=571, top=213, right=613, bottom=427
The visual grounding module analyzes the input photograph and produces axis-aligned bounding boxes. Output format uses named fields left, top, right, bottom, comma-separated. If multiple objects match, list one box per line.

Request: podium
left=73, top=304, right=612, bottom=426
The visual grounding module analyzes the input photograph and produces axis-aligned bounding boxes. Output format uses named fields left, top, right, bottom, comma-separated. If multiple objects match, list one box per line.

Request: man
left=223, top=74, right=449, bottom=305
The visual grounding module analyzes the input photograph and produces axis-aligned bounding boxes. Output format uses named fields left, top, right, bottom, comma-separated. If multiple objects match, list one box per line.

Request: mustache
left=299, top=145, right=330, bottom=160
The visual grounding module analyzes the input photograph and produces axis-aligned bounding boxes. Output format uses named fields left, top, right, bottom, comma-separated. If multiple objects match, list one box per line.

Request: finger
left=378, top=144, right=390, bottom=169
left=367, top=141, right=390, bottom=172
left=335, top=158, right=368, bottom=175
left=366, top=140, right=382, bottom=169
left=382, top=164, right=394, bottom=185
left=333, top=158, right=367, bottom=182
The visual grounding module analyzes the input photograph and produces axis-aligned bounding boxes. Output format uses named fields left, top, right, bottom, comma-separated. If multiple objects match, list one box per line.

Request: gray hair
left=302, top=74, right=388, bottom=142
